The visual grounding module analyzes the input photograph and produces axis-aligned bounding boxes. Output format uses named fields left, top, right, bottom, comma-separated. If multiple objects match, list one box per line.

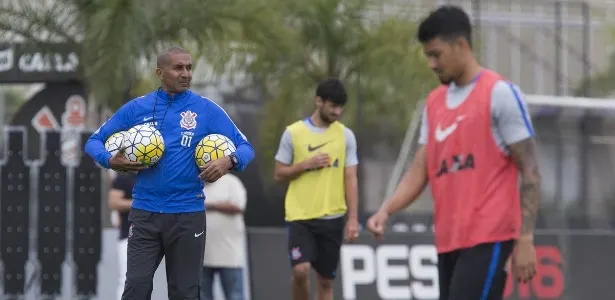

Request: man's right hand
left=301, top=153, right=330, bottom=170
left=109, top=149, right=148, bottom=172
left=513, top=237, right=537, bottom=283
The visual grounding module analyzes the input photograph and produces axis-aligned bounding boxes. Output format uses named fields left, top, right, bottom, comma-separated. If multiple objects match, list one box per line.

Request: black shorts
left=286, top=217, right=345, bottom=279
left=438, top=240, right=514, bottom=300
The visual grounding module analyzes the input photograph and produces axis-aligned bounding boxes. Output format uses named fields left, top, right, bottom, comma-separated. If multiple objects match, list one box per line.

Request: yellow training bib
left=284, top=120, right=347, bottom=221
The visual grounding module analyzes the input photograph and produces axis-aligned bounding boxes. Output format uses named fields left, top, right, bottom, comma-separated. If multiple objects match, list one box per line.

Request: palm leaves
left=1, top=0, right=438, bottom=180
left=574, top=51, right=615, bottom=97
left=0, top=0, right=273, bottom=109
left=233, top=0, right=437, bottom=177
left=0, top=0, right=81, bottom=44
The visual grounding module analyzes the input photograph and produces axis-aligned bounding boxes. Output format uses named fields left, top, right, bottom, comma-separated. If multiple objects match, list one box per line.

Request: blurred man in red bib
left=367, top=5, right=542, bottom=300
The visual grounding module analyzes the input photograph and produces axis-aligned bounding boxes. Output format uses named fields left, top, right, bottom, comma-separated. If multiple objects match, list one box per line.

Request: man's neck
left=453, top=58, right=483, bottom=86
left=160, top=86, right=177, bottom=97
left=309, top=114, right=329, bottom=128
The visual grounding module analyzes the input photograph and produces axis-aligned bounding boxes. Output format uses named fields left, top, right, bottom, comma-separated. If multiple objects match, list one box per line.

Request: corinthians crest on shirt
left=180, top=110, right=197, bottom=130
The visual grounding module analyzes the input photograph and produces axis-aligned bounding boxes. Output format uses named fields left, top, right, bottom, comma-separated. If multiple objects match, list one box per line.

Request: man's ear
left=155, top=68, right=163, bottom=80
left=315, top=96, right=324, bottom=107
left=455, top=36, right=470, bottom=51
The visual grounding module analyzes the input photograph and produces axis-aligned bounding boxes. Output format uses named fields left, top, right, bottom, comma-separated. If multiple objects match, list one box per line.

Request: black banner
left=0, top=129, right=102, bottom=299
left=246, top=229, right=615, bottom=299
left=0, top=43, right=80, bottom=83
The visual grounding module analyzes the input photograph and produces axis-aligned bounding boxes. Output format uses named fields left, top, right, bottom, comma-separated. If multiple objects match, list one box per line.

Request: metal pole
left=579, top=3, right=592, bottom=235
left=0, top=88, right=5, bottom=144
left=582, top=2, right=590, bottom=96
left=579, top=1, right=591, bottom=230
left=579, top=115, right=589, bottom=223
left=355, top=70, right=365, bottom=219
left=472, top=0, right=481, bottom=50
left=554, top=1, right=562, bottom=96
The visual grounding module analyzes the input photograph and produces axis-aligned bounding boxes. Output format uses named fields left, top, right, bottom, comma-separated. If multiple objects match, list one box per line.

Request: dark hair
left=156, top=46, right=190, bottom=68
left=316, top=78, right=347, bottom=105
left=417, top=5, right=472, bottom=48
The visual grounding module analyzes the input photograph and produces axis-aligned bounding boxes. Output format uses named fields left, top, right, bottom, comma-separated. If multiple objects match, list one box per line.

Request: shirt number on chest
left=181, top=131, right=194, bottom=147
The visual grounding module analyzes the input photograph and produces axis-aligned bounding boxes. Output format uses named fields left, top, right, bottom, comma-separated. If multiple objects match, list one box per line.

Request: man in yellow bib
left=274, top=78, right=360, bottom=300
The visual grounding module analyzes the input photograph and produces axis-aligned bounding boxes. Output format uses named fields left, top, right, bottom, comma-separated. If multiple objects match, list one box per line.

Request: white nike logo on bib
left=194, top=231, right=204, bottom=237
left=435, top=116, right=465, bottom=142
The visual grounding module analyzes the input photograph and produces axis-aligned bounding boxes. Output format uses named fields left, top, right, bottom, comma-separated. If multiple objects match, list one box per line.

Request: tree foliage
left=0, top=0, right=273, bottom=108
left=0, top=0, right=439, bottom=181
left=2, top=87, right=27, bottom=120
left=574, top=52, right=615, bottom=98
left=231, top=0, right=438, bottom=178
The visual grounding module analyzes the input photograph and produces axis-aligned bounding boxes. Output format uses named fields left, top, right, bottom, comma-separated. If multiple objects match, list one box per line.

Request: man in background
left=107, top=171, right=136, bottom=300
left=274, top=78, right=360, bottom=300
left=201, top=173, right=248, bottom=300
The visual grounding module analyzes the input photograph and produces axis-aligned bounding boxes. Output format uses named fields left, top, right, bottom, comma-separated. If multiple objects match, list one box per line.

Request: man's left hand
left=199, top=157, right=232, bottom=182
left=344, top=218, right=360, bottom=242
left=513, top=237, right=537, bottom=283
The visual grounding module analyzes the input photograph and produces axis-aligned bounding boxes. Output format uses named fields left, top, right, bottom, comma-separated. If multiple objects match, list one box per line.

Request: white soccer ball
left=124, top=124, right=165, bottom=166
left=104, top=131, right=129, bottom=157
left=194, top=134, right=236, bottom=167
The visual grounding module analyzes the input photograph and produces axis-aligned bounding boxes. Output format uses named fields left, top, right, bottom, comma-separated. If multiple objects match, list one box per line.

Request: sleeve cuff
left=100, top=152, right=113, bottom=169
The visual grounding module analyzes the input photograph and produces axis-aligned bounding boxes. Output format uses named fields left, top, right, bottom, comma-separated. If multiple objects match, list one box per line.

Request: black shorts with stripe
left=438, top=240, right=514, bottom=300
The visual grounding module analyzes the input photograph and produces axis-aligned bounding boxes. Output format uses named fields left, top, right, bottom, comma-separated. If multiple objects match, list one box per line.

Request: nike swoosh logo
left=308, top=141, right=330, bottom=152
left=143, top=116, right=153, bottom=121
left=194, top=231, right=204, bottom=237
left=434, top=116, right=465, bottom=142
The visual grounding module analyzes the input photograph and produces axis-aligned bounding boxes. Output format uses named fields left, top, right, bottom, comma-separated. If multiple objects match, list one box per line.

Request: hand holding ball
left=195, top=134, right=236, bottom=182
left=105, top=124, right=165, bottom=172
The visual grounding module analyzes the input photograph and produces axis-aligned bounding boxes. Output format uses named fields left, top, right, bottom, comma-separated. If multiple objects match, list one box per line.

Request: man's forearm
left=117, top=200, right=133, bottom=212
left=381, top=169, right=427, bottom=215
left=206, top=202, right=243, bottom=214
left=274, top=162, right=306, bottom=182
left=85, top=137, right=112, bottom=169
left=520, top=172, right=541, bottom=237
left=234, top=143, right=255, bottom=172
left=109, top=196, right=132, bottom=212
left=508, top=138, right=542, bottom=238
left=345, top=173, right=359, bottom=220
left=381, top=146, right=428, bottom=215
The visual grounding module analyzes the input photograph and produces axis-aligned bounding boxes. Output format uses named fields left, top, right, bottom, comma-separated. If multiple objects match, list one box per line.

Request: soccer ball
left=123, top=124, right=165, bottom=165
left=105, top=131, right=129, bottom=156
left=194, top=134, right=236, bottom=167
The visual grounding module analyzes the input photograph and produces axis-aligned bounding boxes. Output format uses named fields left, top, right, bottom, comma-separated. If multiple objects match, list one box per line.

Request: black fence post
left=0, top=128, right=31, bottom=298
left=72, top=132, right=102, bottom=299
left=37, top=131, right=68, bottom=299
